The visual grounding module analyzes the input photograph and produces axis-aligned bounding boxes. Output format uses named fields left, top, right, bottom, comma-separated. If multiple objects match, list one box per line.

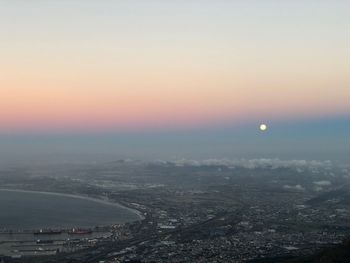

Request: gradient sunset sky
left=0, top=1, right=349, bottom=162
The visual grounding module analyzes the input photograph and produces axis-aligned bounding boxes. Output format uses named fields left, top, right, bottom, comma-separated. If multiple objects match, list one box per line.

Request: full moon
left=259, top=124, right=267, bottom=131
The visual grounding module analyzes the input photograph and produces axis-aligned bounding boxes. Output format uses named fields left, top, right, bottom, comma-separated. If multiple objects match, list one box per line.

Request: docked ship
left=36, top=239, right=54, bottom=244
left=68, top=228, right=92, bottom=235
left=34, top=229, right=62, bottom=235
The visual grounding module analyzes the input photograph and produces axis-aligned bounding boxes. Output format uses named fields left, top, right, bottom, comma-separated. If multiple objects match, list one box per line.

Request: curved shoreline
left=0, top=188, right=144, bottom=221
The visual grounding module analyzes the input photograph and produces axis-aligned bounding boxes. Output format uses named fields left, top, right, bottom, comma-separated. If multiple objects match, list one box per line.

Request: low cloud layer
left=313, top=180, right=332, bottom=186
left=158, top=158, right=332, bottom=171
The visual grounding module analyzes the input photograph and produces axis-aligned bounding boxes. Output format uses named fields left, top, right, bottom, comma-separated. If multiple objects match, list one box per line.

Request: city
left=0, top=159, right=349, bottom=262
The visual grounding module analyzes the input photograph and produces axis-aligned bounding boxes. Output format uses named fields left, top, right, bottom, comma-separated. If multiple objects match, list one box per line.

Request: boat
left=36, top=239, right=54, bottom=244
left=68, top=228, right=92, bottom=235
left=34, top=229, right=62, bottom=235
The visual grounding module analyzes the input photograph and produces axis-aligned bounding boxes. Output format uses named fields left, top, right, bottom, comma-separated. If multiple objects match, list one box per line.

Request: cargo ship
left=34, top=229, right=62, bottom=235
left=68, top=228, right=92, bottom=235
left=36, top=239, right=54, bottom=244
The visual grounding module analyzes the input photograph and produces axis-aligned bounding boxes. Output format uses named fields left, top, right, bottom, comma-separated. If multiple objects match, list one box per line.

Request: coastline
left=0, top=188, right=145, bottom=221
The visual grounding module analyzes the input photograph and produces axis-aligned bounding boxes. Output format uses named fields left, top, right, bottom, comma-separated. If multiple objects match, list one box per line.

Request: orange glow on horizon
left=1, top=1, right=350, bottom=133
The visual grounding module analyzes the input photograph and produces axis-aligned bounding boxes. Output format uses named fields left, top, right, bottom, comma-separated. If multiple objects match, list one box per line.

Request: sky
left=0, top=1, right=349, bottom=162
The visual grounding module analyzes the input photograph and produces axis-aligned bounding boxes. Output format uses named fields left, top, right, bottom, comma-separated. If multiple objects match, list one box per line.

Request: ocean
left=0, top=189, right=140, bottom=230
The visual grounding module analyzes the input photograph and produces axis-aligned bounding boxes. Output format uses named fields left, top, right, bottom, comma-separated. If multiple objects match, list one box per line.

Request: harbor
left=0, top=227, right=114, bottom=257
